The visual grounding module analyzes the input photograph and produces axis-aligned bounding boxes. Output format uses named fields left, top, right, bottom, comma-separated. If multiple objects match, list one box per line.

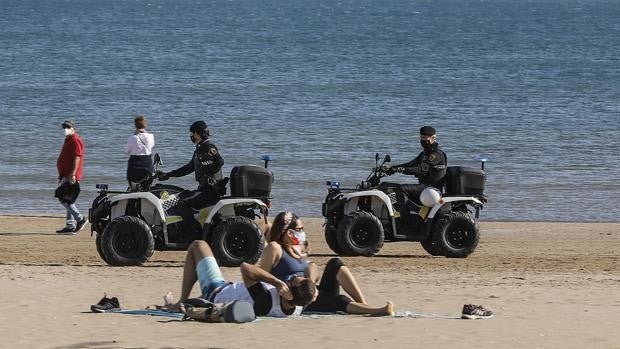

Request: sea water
left=0, top=0, right=618, bottom=222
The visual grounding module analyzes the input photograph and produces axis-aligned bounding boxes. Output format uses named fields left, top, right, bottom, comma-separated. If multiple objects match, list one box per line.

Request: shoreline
left=1, top=213, right=619, bottom=224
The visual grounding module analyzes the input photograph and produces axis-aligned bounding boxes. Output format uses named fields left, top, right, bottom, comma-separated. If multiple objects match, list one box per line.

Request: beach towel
left=112, top=309, right=185, bottom=319
left=296, top=310, right=460, bottom=320
left=107, top=308, right=463, bottom=320
left=105, top=299, right=256, bottom=324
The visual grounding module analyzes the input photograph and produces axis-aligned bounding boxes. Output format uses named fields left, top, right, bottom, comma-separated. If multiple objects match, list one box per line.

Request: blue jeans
left=60, top=200, right=82, bottom=228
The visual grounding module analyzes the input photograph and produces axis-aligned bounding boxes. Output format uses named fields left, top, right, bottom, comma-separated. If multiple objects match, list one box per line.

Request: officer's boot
left=178, top=203, right=203, bottom=239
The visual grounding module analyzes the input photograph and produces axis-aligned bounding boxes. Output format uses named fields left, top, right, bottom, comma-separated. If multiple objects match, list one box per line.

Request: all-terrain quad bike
left=322, top=153, right=487, bottom=258
left=89, top=155, right=274, bottom=267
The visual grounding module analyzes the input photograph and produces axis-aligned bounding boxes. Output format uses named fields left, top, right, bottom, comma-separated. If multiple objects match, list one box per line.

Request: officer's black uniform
left=387, top=125, right=448, bottom=203
left=393, top=143, right=447, bottom=191
left=162, top=134, right=224, bottom=231
left=167, top=139, right=224, bottom=203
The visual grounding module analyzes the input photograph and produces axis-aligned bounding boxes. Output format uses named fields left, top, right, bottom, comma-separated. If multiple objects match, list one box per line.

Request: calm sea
left=1, top=0, right=619, bottom=222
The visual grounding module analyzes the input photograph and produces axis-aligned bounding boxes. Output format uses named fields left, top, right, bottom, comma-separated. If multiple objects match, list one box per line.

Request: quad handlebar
left=361, top=153, right=393, bottom=188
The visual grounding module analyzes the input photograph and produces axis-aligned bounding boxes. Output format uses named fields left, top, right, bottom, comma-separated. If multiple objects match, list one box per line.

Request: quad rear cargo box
left=444, top=166, right=485, bottom=196
left=230, top=165, right=273, bottom=198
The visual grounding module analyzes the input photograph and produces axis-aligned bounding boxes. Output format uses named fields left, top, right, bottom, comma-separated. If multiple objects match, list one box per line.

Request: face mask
left=421, top=139, right=437, bottom=150
left=291, top=230, right=306, bottom=245
left=190, top=135, right=196, bottom=143
left=64, top=128, right=73, bottom=137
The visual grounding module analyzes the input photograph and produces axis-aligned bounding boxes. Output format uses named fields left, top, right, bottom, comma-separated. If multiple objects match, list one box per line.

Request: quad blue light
left=326, top=181, right=340, bottom=189
left=261, top=155, right=274, bottom=168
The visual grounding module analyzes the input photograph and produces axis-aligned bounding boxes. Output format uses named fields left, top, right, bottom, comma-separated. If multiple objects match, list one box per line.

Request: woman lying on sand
left=259, top=211, right=394, bottom=316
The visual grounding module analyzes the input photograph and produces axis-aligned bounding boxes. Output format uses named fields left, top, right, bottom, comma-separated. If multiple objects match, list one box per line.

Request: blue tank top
left=271, top=249, right=309, bottom=282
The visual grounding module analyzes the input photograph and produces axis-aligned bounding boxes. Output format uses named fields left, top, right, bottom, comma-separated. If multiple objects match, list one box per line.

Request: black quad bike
left=89, top=155, right=274, bottom=267
left=322, top=154, right=487, bottom=258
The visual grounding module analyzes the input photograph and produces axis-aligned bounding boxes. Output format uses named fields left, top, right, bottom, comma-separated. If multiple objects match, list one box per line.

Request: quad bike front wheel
left=210, top=217, right=265, bottom=267
left=420, top=238, right=443, bottom=256
left=100, top=215, right=155, bottom=266
left=336, top=211, right=384, bottom=256
left=430, top=211, right=479, bottom=258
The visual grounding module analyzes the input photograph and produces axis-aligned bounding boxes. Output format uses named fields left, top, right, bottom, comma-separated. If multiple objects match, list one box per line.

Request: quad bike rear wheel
left=95, top=234, right=112, bottom=265
left=430, top=211, right=479, bottom=258
left=336, top=211, right=384, bottom=256
left=325, top=223, right=346, bottom=255
left=210, top=216, right=265, bottom=267
left=100, top=215, right=155, bottom=266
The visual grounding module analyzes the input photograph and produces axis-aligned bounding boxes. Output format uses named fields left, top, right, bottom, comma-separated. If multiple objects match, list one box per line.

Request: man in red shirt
left=55, top=120, right=87, bottom=234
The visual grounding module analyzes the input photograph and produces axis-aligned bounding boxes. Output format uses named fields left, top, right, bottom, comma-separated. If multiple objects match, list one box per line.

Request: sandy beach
left=0, top=215, right=618, bottom=349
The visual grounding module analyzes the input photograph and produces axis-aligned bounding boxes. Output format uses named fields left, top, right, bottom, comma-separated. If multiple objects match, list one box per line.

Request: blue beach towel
left=108, top=309, right=459, bottom=320
left=111, top=309, right=185, bottom=318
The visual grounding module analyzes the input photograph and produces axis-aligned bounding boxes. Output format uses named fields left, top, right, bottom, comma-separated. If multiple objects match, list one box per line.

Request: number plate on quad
left=418, top=206, right=430, bottom=219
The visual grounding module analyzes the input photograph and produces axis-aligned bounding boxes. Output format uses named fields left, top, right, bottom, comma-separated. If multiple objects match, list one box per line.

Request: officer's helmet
left=190, top=121, right=210, bottom=139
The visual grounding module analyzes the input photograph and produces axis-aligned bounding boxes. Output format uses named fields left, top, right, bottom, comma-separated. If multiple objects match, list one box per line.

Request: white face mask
left=293, top=230, right=307, bottom=244
left=64, top=128, right=73, bottom=137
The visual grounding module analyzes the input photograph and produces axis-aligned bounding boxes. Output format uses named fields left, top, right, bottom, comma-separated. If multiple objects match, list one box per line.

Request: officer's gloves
left=157, top=171, right=170, bottom=181
left=385, top=166, right=404, bottom=175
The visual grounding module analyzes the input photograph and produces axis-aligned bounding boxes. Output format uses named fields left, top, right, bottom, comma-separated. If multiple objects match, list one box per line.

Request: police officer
left=386, top=126, right=447, bottom=199
left=158, top=121, right=224, bottom=230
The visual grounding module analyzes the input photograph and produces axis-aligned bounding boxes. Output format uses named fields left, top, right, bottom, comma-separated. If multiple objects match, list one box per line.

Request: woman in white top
left=126, top=115, right=155, bottom=186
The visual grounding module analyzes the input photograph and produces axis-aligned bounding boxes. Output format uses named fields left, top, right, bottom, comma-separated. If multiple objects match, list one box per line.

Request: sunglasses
left=289, top=226, right=304, bottom=232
